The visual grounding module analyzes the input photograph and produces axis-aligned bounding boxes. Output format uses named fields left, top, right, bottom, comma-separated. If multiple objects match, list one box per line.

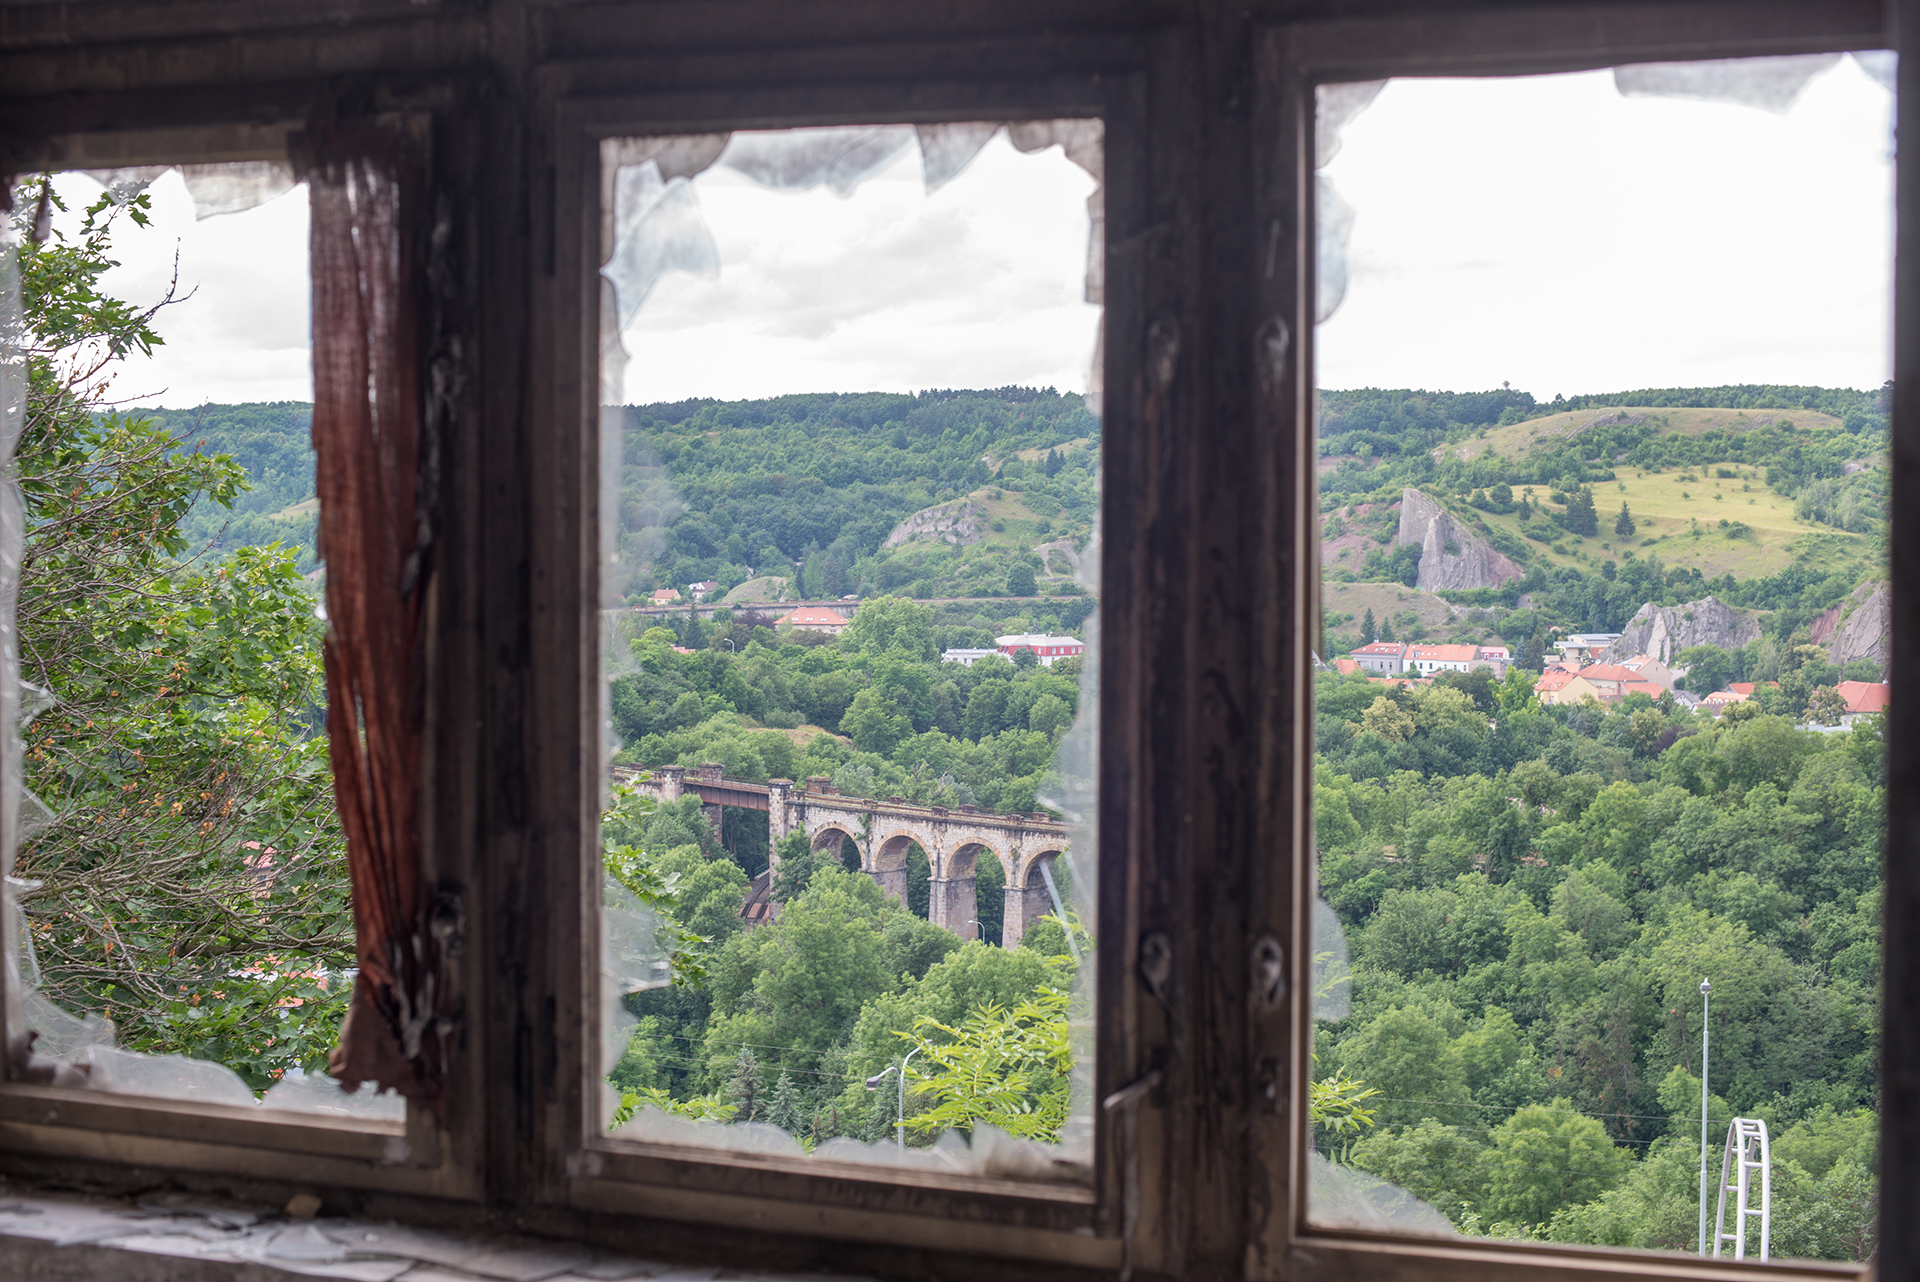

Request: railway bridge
left=618, top=763, right=1070, bottom=945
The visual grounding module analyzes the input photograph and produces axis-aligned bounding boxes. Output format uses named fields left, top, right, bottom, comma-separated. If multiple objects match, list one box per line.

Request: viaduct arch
left=620, top=763, right=1071, bottom=945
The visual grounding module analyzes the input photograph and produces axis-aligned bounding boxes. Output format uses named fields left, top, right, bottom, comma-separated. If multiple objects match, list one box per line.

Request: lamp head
left=1701, top=978, right=1712, bottom=995
left=865, top=1069, right=893, bottom=1090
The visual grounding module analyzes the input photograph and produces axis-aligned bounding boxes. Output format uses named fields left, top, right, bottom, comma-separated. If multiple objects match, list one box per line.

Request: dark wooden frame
left=0, top=2, right=1909, bottom=1279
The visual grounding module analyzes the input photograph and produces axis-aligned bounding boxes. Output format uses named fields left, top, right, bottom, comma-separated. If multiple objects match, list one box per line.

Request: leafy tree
left=1028, top=692, right=1071, bottom=737
left=769, top=830, right=819, bottom=902
left=904, top=987, right=1072, bottom=1142
left=1482, top=1099, right=1631, bottom=1226
left=1006, top=563, right=1037, bottom=596
left=9, top=176, right=350, bottom=1086
left=1808, top=685, right=1848, bottom=726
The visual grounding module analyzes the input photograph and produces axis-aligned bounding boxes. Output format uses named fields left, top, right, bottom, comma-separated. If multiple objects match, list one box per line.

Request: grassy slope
left=1440, top=405, right=1844, bottom=465
left=1321, top=405, right=1880, bottom=638
left=1419, top=406, right=1869, bottom=583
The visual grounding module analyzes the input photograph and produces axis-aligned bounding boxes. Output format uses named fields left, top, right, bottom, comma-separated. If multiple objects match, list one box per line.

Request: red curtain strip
left=302, top=122, right=443, bottom=1109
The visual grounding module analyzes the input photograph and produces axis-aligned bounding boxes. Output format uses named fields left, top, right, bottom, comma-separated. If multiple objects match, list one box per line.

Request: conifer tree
left=1378, top=617, right=1396, bottom=643
left=765, top=1070, right=804, bottom=1133
left=726, top=1047, right=765, bottom=1123
left=1565, top=486, right=1599, bottom=536
left=1361, top=608, right=1377, bottom=644
left=1615, top=502, right=1636, bottom=537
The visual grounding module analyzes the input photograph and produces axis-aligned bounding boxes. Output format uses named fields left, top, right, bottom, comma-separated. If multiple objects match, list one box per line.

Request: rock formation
left=1815, top=582, right=1890, bottom=670
left=882, top=498, right=985, bottom=549
left=1395, top=488, right=1523, bottom=592
left=1608, top=596, right=1760, bottom=665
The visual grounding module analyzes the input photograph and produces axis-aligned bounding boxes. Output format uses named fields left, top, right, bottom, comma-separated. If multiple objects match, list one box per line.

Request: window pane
left=596, top=123, right=1101, bottom=1178
left=0, top=165, right=399, bottom=1119
left=1309, top=55, right=1890, bottom=1262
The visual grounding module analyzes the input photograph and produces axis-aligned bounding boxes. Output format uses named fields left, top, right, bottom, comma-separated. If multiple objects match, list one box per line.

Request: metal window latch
left=1138, top=930, right=1173, bottom=1010
left=1252, top=934, right=1285, bottom=1011
left=1103, top=1068, right=1164, bottom=1113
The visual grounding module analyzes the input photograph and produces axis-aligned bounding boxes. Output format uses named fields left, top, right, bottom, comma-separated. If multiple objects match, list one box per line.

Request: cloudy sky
left=1317, top=56, right=1895, bottom=396
left=45, top=167, right=311, bottom=409
left=45, top=53, right=1894, bottom=410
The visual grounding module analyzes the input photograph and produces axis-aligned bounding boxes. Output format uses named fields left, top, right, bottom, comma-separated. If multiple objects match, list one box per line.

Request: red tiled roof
left=1411, top=644, right=1478, bottom=662
left=780, top=607, right=846, bottom=626
left=1351, top=642, right=1406, bottom=655
left=1534, top=672, right=1575, bottom=691
left=1333, top=658, right=1361, bottom=675
left=1577, top=664, right=1638, bottom=682
left=1837, top=680, right=1890, bottom=714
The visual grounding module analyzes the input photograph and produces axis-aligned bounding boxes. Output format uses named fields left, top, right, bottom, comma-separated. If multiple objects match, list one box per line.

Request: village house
left=1837, top=679, right=1891, bottom=727
left=1618, top=652, right=1677, bottom=691
left=996, top=633, right=1085, bottom=666
left=1536, top=663, right=1664, bottom=707
left=1533, top=669, right=1577, bottom=701
left=1407, top=643, right=1478, bottom=675
left=1349, top=640, right=1409, bottom=675
left=686, top=579, right=719, bottom=601
left=776, top=606, right=849, bottom=636
left=1554, top=632, right=1623, bottom=665
left=940, top=648, right=1000, bottom=667
left=648, top=587, right=681, bottom=605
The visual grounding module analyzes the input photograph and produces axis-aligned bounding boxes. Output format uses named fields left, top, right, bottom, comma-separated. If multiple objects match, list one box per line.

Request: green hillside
left=141, top=402, right=318, bottom=569
left=1317, top=385, right=1889, bottom=655
left=616, top=389, right=1099, bottom=603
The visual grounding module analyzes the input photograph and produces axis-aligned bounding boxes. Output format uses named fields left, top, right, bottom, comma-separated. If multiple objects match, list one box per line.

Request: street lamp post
left=865, top=1046, right=921, bottom=1150
left=1699, top=977, right=1712, bottom=1256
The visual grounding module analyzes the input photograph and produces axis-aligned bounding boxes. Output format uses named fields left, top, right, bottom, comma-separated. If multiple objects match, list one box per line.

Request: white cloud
left=617, top=133, right=1103, bottom=404
left=1315, top=59, right=1895, bottom=396
left=46, top=168, right=311, bottom=408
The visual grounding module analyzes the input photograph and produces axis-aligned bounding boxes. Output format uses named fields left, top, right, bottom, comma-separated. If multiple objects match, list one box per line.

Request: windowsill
left=0, top=1183, right=839, bottom=1282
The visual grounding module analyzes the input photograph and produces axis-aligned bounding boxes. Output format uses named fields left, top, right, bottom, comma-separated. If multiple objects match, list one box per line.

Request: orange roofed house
left=777, top=606, right=849, bottom=636
left=1406, top=643, right=1478, bottom=675
left=1837, top=679, right=1891, bottom=727
left=1537, top=664, right=1665, bottom=707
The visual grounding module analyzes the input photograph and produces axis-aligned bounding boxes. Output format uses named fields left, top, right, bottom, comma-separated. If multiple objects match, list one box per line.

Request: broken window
left=594, top=122, right=1103, bottom=1176
left=0, top=163, right=400, bottom=1121
left=1308, top=54, right=1891, bottom=1261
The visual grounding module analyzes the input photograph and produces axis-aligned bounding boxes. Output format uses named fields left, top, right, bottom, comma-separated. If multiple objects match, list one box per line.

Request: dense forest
left=614, top=389, right=1100, bottom=602
left=1312, top=666, right=1881, bottom=1257
left=145, top=401, right=319, bottom=570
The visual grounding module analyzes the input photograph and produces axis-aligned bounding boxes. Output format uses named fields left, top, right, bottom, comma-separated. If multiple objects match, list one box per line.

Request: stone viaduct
left=618, top=763, right=1071, bottom=946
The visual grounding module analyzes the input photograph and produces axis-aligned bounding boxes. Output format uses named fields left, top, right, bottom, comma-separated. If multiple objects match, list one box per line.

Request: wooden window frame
left=525, top=62, right=1149, bottom=1266
left=1254, top=4, right=1898, bottom=1281
left=0, top=4, right=1913, bottom=1280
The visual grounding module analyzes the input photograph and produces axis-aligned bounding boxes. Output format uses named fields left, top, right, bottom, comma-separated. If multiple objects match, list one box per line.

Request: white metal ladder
left=1713, top=1117, right=1771, bottom=1262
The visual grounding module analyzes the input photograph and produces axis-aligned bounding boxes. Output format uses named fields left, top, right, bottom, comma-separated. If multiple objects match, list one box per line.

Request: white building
left=1406, top=643, right=1478, bottom=675
left=941, top=648, right=1000, bottom=667
left=1349, top=641, right=1409, bottom=675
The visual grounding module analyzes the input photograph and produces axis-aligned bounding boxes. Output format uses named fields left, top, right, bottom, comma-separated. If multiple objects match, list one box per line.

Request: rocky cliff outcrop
left=1395, top=489, right=1523, bottom=592
left=1820, top=582, right=1890, bottom=669
left=883, top=498, right=985, bottom=549
left=1608, top=596, right=1760, bottom=665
